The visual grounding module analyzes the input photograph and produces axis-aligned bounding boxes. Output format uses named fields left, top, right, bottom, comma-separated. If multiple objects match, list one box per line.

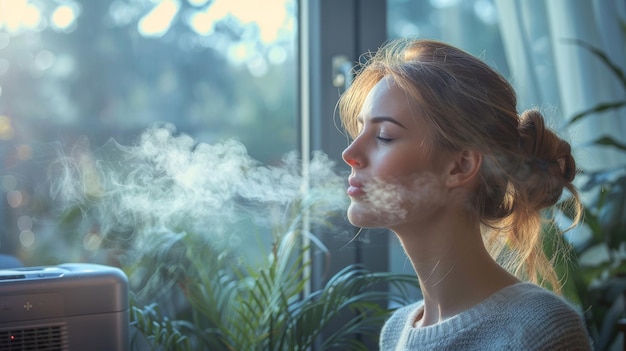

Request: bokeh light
left=19, top=230, right=35, bottom=247
left=0, top=116, right=14, bottom=140
left=83, top=232, right=103, bottom=251
left=0, top=0, right=43, bottom=33
left=186, top=0, right=291, bottom=44
left=51, top=4, right=80, bottom=32
left=17, top=215, right=32, bottom=231
left=16, top=144, right=33, bottom=161
left=7, top=190, right=23, bottom=208
left=138, top=0, right=180, bottom=38
left=34, top=50, right=55, bottom=71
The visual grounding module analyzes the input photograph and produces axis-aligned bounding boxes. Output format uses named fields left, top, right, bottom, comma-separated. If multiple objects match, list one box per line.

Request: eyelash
left=376, top=136, right=393, bottom=143
left=353, top=125, right=394, bottom=144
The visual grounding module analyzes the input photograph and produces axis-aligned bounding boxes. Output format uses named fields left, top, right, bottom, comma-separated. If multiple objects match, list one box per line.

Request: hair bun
left=518, top=110, right=576, bottom=181
left=516, top=109, right=576, bottom=209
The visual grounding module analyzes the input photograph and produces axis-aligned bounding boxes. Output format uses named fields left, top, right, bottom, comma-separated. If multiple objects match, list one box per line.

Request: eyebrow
left=357, top=116, right=407, bottom=129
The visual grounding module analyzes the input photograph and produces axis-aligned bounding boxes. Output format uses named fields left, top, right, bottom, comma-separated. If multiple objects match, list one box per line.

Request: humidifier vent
left=0, top=323, right=68, bottom=351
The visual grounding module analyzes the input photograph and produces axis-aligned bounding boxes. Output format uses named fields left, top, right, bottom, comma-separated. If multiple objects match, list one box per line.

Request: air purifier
left=0, top=263, right=129, bottom=351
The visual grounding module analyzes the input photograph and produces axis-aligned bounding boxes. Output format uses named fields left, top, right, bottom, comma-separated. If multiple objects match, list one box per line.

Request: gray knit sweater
left=380, top=283, right=592, bottom=350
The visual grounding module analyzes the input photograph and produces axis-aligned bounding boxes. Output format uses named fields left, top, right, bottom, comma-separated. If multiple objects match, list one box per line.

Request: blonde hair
left=338, top=38, right=581, bottom=292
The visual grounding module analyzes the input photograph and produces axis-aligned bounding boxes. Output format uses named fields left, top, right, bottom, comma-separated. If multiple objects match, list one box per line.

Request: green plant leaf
left=587, top=135, right=626, bottom=152
left=567, top=101, right=626, bottom=126
left=566, top=38, right=626, bottom=90
left=563, top=36, right=626, bottom=128
left=130, top=303, right=191, bottom=351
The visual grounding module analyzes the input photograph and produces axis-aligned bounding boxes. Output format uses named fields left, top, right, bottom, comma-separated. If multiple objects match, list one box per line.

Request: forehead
left=358, top=75, right=417, bottom=125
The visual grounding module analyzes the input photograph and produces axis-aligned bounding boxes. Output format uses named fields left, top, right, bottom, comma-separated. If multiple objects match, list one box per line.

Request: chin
left=347, top=198, right=410, bottom=229
left=347, top=203, right=385, bottom=228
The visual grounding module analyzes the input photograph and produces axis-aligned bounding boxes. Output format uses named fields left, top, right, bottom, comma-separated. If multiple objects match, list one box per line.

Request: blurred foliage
left=125, top=227, right=419, bottom=351
left=130, top=302, right=191, bottom=351
left=552, top=21, right=626, bottom=351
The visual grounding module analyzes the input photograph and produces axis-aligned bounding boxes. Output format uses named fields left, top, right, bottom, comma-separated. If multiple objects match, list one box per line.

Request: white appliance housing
left=0, top=263, right=129, bottom=351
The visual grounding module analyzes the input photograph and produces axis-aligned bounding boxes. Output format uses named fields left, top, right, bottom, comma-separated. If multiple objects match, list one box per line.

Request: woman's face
left=342, top=75, right=451, bottom=231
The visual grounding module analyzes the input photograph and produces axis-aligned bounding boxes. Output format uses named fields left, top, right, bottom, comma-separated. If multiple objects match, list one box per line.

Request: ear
left=445, top=149, right=482, bottom=188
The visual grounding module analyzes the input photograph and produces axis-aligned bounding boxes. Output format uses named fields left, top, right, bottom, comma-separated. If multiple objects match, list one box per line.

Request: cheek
left=347, top=172, right=446, bottom=227
left=373, top=149, right=434, bottom=179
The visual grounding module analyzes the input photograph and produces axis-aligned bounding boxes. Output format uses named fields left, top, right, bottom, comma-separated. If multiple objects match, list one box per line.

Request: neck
left=393, top=210, right=519, bottom=327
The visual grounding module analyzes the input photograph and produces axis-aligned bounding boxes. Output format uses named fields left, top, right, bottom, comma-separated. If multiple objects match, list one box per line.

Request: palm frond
left=562, top=37, right=626, bottom=128
left=568, top=101, right=626, bottom=126
left=130, top=302, right=191, bottom=351
left=566, top=39, right=626, bottom=90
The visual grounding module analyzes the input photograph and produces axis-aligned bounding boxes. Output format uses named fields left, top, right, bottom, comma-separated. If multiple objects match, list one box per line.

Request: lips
left=347, top=177, right=365, bottom=197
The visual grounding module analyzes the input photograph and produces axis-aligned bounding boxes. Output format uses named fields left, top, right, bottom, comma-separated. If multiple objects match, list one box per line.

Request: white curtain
left=495, top=0, right=626, bottom=172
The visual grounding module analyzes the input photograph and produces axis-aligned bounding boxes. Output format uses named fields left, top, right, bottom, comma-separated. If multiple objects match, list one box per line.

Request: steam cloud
left=358, top=173, right=447, bottom=227
left=48, top=124, right=349, bottom=248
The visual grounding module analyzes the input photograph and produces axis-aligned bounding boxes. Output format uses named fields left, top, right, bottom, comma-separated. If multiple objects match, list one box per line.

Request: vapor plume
left=48, top=124, right=349, bottom=248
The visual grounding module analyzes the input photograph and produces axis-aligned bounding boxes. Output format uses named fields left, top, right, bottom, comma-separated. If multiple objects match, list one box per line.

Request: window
left=0, top=0, right=298, bottom=265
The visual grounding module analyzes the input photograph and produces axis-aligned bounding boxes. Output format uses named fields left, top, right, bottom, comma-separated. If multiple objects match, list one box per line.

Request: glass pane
left=0, top=0, right=297, bottom=266
left=386, top=0, right=509, bottom=300
left=388, top=0, right=509, bottom=77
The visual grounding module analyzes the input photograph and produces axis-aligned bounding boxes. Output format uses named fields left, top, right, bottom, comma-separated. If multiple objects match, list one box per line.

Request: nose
left=342, top=141, right=362, bottom=168
left=345, top=158, right=360, bottom=167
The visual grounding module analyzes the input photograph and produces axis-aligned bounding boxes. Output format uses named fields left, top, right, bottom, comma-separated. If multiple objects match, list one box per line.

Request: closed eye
left=376, top=136, right=393, bottom=143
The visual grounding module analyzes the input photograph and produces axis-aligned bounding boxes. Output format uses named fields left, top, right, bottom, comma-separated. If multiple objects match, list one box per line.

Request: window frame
left=299, top=0, right=389, bottom=347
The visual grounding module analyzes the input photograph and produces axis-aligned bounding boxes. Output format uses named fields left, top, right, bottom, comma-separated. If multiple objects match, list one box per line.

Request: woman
left=339, top=39, right=592, bottom=350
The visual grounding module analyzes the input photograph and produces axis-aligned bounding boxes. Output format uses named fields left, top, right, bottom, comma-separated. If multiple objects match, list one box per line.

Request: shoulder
left=487, top=283, right=592, bottom=350
left=379, top=284, right=592, bottom=350
left=496, top=283, right=581, bottom=321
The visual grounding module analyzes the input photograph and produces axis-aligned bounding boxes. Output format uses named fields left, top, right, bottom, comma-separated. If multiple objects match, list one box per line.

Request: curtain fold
left=495, top=0, right=626, bottom=171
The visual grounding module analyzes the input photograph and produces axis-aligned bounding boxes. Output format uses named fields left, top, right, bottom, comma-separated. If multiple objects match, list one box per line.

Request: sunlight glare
left=51, top=4, right=79, bottom=31
left=0, top=0, right=42, bottom=33
left=188, top=10, right=217, bottom=36
left=188, top=0, right=289, bottom=43
left=138, top=0, right=181, bottom=38
left=228, top=41, right=251, bottom=64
